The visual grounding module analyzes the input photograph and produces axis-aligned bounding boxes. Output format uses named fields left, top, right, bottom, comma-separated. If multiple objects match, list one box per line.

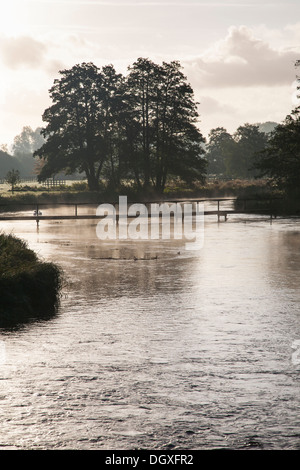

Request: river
left=0, top=207, right=299, bottom=450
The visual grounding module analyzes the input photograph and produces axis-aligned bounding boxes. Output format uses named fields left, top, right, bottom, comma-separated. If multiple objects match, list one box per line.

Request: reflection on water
left=0, top=213, right=299, bottom=450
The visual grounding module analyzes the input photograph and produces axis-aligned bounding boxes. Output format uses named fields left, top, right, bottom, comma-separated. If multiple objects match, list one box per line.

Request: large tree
left=230, top=124, right=269, bottom=178
left=34, top=62, right=122, bottom=190
left=254, top=107, right=300, bottom=193
left=125, top=58, right=206, bottom=192
left=253, top=59, right=300, bottom=193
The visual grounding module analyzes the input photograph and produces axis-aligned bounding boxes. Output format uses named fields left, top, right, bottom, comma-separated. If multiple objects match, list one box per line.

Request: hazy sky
left=1, top=0, right=300, bottom=147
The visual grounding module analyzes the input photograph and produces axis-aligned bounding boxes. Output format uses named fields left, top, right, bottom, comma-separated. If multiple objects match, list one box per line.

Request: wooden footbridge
left=0, top=197, right=280, bottom=226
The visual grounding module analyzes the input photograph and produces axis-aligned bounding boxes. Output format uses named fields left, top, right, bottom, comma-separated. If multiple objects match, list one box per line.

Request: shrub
left=0, top=233, right=63, bottom=327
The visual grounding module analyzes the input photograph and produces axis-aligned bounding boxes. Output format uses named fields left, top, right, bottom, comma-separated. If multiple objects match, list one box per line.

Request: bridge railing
left=0, top=196, right=286, bottom=222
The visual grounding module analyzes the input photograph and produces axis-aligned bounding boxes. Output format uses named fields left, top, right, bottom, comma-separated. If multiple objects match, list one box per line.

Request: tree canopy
left=12, top=126, right=45, bottom=176
left=252, top=60, right=300, bottom=196
left=206, top=124, right=269, bottom=178
left=13, top=126, right=45, bottom=157
left=34, top=59, right=206, bottom=192
left=253, top=107, right=300, bottom=194
left=5, top=169, right=20, bottom=193
left=205, top=127, right=235, bottom=176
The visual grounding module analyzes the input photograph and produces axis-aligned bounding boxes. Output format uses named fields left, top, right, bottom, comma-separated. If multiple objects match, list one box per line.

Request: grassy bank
left=0, top=189, right=103, bottom=208
left=0, top=233, right=63, bottom=328
left=3, top=177, right=298, bottom=215
left=0, top=178, right=273, bottom=208
left=163, top=178, right=273, bottom=199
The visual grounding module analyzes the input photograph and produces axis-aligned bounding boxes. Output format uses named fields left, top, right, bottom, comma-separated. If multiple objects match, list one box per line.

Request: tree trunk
left=86, top=171, right=99, bottom=191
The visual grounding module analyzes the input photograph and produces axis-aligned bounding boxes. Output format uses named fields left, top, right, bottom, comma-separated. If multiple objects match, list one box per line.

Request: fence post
left=36, top=204, right=40, bottom=227
left=270, top=198, right=273, bottom=221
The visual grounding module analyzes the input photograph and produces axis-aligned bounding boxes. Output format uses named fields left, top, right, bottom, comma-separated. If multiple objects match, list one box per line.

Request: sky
left=1, top=0, right=300, bottom=148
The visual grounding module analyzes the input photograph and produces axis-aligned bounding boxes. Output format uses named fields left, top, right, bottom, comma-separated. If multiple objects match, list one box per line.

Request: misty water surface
left=0, top=209, right=299, bottom=450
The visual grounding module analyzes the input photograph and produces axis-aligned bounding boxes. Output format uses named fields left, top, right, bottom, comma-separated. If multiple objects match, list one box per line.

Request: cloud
left=0, top=35, right=47, bottom=69
left=198, top=96, right=237, bottom=117
left=184, top=26, right=299, bottom=89
left=3, top=86, right=48, bottom=117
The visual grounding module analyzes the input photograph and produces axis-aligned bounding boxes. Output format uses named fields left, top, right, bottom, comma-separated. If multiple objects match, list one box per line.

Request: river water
left=0, top=206, right=299, bottom=450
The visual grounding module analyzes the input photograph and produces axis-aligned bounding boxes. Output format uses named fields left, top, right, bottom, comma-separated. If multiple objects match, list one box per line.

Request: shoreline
left=0, top=177, right=298, bottom=216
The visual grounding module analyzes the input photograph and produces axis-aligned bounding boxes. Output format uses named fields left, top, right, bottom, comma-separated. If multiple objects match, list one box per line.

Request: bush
left=0, top=233, right=63, bottom=327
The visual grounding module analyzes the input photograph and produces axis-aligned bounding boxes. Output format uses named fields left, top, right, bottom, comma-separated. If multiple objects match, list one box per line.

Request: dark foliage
left=0, top=234, right=63, bottom=328
left=34, top=59, right=206, bottom=193
left=253, top=107, right=300, bottom=197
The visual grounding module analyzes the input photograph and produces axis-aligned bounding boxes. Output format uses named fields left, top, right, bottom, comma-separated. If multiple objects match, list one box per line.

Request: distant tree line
left=247, top=60, right=300, bottom=199
left=34, top=59, right=206, bottom=192
left=0, top=126, right=44, bottom=178
left=206, top=83, right=300, bottom=201
left=1, top=58, right=300, bottom=200
left=205, top=123, right=272, bottom=179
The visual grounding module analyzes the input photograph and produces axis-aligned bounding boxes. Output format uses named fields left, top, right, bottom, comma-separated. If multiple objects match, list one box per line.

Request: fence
left=0, top=177, right=66, bottom=186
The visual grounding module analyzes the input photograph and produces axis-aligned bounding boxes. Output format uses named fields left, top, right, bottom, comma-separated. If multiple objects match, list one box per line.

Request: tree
left=125, top=58, right=158, bottom=189
left=12, top=126, right=45, bottom=176
left=5, top=169, right=20, bottom=193
left=13, top=126, right=44, bottom=156
left=125, top=58, right=206, bottom=192
left=224, top=124, right=268, bottom=178
left=34, top=62, right=122, bottom=190
left=253, top=59, right=300, bottom=196
left=205, top=127, right=235, bottom=176
left=97, top=65, right=127, bottom=189
left=254, top=107, right=300, bottom=193
left=205, top=124, right=269, bottom=179
left=155, top=60, right=206, bottom=190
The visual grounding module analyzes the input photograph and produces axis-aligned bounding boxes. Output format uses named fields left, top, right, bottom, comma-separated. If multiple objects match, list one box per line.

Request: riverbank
left=235, top=192, right=300, bottom=216
left=0, top=233, right=63, bottom=328
left=2, top=177, right=299, bottom=216
left=0, top=178, right=272, bottom=207
left=1, top=177, right=299, bottom=216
